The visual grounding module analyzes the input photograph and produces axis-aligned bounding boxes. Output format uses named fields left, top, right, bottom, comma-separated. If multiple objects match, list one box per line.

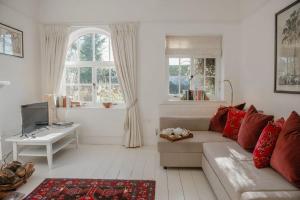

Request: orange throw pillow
left=271, top=111, right=300, bottom=188
left=237, top=105, right=273, bottom=152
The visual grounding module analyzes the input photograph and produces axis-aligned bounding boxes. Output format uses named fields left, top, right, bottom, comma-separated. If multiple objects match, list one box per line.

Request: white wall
left=240, top=0, right=300, bottom=118
left=34, top=0, right=243, bottom=145
left=0, top=3, right=41, bottom=156
left=139, top=22, right=241, bottom=144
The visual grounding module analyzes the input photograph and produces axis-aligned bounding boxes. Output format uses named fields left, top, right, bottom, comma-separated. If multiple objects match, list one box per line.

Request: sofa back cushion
left=253, top=118, right=284, bottom=168
left=271, top=111, right=300, bottom=188
left=209, top=103, right=246, bottom=133
left=237, top=105, right=273, bottom=152
left=223, top=108, right=246, bottom=140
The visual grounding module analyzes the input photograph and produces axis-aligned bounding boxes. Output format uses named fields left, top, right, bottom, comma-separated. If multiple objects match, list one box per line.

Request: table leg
left=12, top=143, right=18, bottom=161
left=46, top=144, right=53, bottom=169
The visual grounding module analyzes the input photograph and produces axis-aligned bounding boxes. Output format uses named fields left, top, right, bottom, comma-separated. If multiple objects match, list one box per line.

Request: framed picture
left=0, top=23, right=23, bottom=58
left=275, top=0, right=300, bottom=94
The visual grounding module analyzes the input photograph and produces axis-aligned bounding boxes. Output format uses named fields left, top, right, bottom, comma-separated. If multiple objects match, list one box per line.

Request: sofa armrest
left=160, top=117, right=211, bottom=131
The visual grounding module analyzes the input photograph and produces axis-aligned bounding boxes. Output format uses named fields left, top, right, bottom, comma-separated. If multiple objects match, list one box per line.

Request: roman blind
left=165, top=35, right=222, bottom=57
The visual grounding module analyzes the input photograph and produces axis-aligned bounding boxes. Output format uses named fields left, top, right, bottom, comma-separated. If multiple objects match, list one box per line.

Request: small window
left=166, top=35, right=221, bottom=100
left=64, top=29, right=123, bottom=105
left=168, top=57, right=219, bottom=100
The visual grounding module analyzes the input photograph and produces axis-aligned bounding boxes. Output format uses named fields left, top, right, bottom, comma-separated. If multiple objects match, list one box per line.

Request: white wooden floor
left=17, top=145, right=216, bottom=200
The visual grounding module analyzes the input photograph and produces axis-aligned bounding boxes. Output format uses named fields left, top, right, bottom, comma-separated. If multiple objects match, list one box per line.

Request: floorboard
left=16, top=145, right=216, bottom=200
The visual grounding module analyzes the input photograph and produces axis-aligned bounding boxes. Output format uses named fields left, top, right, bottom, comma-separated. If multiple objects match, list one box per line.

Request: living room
left=0, top=0, right=299, bottom=199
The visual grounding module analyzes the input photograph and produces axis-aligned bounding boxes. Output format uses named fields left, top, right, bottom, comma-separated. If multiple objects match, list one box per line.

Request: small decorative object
left=275, top=1, right=300, bottom=94
left=160, top=128, right=193, bottom=142
left=71, top=101, right=80, bottom=107
left=102, top=102, right=112, bottom=108
left=0, top=161, right=34, bottom=198
left=0, top=23, right=23, bottom=58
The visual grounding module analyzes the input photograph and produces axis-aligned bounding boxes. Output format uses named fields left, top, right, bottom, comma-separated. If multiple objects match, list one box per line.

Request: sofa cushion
left=253, top=119, right=283, bottom=169
left=203, top=142, right=299, bottom=200
left=158, top=131, right=231, bottom=153
left=240, top=191, right=300, bottom=200
left=223, top=108, right=246, bottom=140
left=209, top=103, right=246, bottom=133
left=238, top=105, right=274, bottom=152
left=271, top=111, right=300, bottom=188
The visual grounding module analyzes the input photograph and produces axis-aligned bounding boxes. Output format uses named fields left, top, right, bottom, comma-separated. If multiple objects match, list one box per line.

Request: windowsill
left=162, top=99, right=227, bottom=105
left=57, top=104, right=126, bottom=110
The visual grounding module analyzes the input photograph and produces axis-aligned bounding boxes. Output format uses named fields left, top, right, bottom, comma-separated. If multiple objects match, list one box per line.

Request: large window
left=168, top=57, right=218, bottom=100
left=64, top=29, right=123, bottom=104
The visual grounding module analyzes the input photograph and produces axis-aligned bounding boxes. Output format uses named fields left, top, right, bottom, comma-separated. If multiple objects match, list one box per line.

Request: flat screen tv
left=21, top=102, right=49, bottom=134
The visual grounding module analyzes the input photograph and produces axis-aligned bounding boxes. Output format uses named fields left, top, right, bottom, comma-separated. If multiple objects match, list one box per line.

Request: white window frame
left=63, top=28, right=123, bottom=106
left=167, top=55, right=221, bottom=101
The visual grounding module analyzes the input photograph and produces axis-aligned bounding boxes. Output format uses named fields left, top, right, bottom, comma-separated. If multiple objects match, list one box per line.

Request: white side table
left=6, top=124, right=80, bottom=169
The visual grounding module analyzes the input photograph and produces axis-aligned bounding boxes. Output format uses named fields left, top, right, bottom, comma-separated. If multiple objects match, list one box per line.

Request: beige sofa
left=157, top=117, right=300, bottom=200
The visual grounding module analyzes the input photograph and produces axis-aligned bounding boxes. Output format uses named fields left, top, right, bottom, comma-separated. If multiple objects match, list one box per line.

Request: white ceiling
left=0, top=0, right=271, bottom=23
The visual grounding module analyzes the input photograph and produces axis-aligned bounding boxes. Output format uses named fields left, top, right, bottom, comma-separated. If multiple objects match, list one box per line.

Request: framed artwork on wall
left=275, top=0, right=300, bottom=94
left=0, top=23, right=23, bottom=58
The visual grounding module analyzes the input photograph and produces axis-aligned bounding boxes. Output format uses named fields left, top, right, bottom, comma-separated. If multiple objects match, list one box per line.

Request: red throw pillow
left=271, top=111, right=300, bottom=188
left=237, top=105, right=273, bottom=152
left=253, top=118, right=284, bottom=168
left=223, top=108, right=246, bottom=140
left=209, top=103, right=246, bottom=133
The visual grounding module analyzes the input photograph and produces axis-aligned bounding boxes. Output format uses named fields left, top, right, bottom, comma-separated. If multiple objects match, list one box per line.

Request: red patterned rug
left=24, top=178, right=155, bottom=200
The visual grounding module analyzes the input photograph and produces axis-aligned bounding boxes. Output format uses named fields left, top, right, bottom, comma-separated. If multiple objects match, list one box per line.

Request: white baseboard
left=79, top=135, right=157, bottom=146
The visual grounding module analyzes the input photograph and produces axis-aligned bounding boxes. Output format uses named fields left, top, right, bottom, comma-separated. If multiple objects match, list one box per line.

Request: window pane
left=79, top=86, right=92, bottom=102
left=66, top=86, right=79, bottom=101
left=66, top=67, right=79, bottom=84
left=111, top=68, right=118, bottom=84
left=111, top=84, right=123, bottom=102
left=169, top=65, right=179, bottom=76
left=205, top=77, right=215, bottom=95
left=66, top=41, right=78, bottom=62
left=180, top=58, right=191, bottom=65
left=169, top=76, right=179, bottom=94
left=180, top=65, right=191, bottom=76
left=95, top=34, right=109, bottom=62
left=180, top=77, right=190, bottom=93
left=96, top=85, right=111, bottom=102
left=194, top=76, right=205, bottom=91
left=79, top=34, right=93, bottom=61
left=206, top=58, right=216, bottom=76
left=97, top=68, right=109, bottom=84
left=169, top=58, right=179, bottom=65
left=194, top=58, right=204, bottom=76
left=80, top=67, right=92, bottom=84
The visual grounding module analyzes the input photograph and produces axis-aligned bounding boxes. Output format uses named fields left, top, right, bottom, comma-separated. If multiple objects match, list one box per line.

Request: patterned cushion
left=223, top=108, right=246, bottom=140
left=253, top=118, right=284, bottom=168
left=209, top=103, right=246, bottom=133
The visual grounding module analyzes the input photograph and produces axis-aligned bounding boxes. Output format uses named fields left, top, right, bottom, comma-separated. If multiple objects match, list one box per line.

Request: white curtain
left=41, top=24, right=70, bottom=95
left=109, top=23, right=142, bottom=148
left=40, top=24, right=70, bottom=123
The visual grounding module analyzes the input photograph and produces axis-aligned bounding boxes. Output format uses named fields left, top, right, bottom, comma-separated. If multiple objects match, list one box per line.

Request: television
left=21, top=102, right=49, bottom=134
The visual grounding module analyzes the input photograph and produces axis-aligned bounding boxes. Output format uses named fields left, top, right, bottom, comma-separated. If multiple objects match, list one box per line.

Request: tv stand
left=6, top=124, right=80, bottom=169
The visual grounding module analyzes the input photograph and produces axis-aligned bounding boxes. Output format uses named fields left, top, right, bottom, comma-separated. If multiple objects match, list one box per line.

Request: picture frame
left=274, top=0, right=300, bottom=94
left=0, top=23, right=24, bottom=58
